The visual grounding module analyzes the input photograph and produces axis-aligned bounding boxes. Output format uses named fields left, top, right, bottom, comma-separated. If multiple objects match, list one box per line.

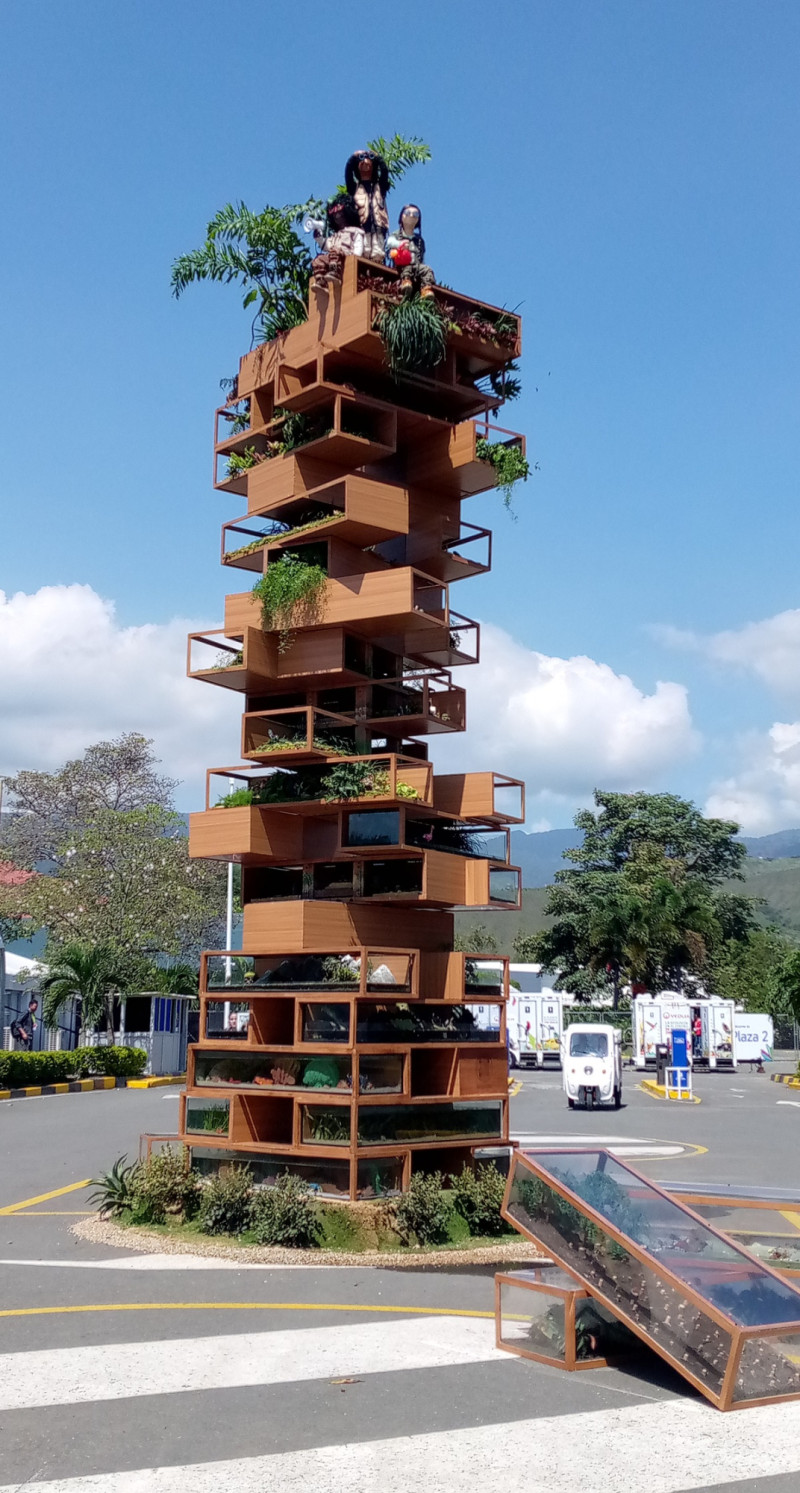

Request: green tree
left=522, top=791, right=752, bottom=1006
left=40, top=941, right=130, bottom=1043
left=170, top=134, right=431, bottom=344
left=0, top=739, right=226, bottom=967
left=454, top=923, right=498, bottom=954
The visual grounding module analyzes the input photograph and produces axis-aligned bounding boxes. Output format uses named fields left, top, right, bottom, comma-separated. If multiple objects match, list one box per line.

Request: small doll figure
left=386, top=204, right=435, bottom=297
left=310, top=194, right=365, bottom=292
left=344, top=148, right=390, bottom=261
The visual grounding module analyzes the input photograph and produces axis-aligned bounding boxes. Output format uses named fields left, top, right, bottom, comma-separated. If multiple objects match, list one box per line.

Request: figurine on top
left=385, top=204, right=435, bottom=298
left=344, top=148, right=390, bottom=262
left=310, top=194, right=365, bottom=291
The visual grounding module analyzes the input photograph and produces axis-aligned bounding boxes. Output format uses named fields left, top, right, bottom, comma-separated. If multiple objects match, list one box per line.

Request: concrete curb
left=639, top=1077, right=701, bottom=1104
left=0, top=1075, right=120, bottom=1101
left=0, top=1073, right=184, bottom=1101
left=771, top=1073, right=800, bottom=1088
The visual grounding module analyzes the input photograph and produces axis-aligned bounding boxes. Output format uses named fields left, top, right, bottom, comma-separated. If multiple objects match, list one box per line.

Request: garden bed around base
left=73, top=1215, right=546, bottom=1269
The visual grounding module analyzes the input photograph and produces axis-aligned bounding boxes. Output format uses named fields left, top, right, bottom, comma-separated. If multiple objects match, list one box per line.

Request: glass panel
left=493, top=782, right=523, bottom=820
left=688, top=1201, right=800, bottom=1274
left=204, top=1002, right=250, bottom=1039
left=363, top=859, right=423, bottom=897
left=189, top=1148, right=350, bottom=1198
left=185, top=1098, right=230, bottom=1136
left=733, top=1333, right=800, bottom=1402
left=357, top=1102, right=502, bottom=1145
left=525, top=1152, right=800, bottom=1327
left=464, top=959, right=504, bottom=995
left=312, top=863, right=354, bottom=898
left=489, top=868, right=519, bottom=904
left=569, top=1031, right=609, bottom=1058
left=498, top=1278, right=568, bottom=1362
left=205, top=956, right=257, bottom=991
left=356, top=1003, right=502, bottom=1044
left=195, top=1051, right=352, bottom=1091
left=301, top=1106, right=352, bottom=1146
left=245, top=866, right=303, bottom=901
left=506, top=1156, right=733, bottom=1396
left=301, top=1003, right=351, bottom=1042
left=344, top=811, right=401, bottom=847
left=405, top=820, right=505, bottom=860
left=365, top=952, right=412, bottom=992
left=358, top=1056, right=403, bottom=1094
left=252, top=955, right=360, bottom=992
left=357, top=1156, right=405, bottom=1199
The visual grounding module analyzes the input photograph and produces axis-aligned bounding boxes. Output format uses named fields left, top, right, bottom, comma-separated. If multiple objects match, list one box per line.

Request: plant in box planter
left=475, top=438, right=531, bottom=513
left=251, top=552, right=327, bottom=651
left=375, top=294, right=447, bottom=377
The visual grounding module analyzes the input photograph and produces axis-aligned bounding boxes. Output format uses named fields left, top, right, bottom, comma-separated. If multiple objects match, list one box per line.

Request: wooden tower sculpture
left=178, top=250, right=526, bottom=1201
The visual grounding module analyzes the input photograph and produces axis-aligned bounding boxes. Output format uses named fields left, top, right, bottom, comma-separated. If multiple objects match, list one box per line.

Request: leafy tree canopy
left=566, top=790, right=746, bottom=885
left=170, top=134, right=431, bottom=345
left=0, top=738, right=226, bottom=967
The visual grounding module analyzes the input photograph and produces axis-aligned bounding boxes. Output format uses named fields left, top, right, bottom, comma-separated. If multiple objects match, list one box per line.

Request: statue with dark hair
left=311, top=194, right=365, bottom=292
left=344, top=149, right=390, bottom=262
left=386, top=204, right=435, bottom=297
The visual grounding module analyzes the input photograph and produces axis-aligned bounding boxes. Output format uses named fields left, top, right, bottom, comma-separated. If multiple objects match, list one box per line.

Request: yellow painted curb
left=508, top=1078, right=523, bottom=1097
left=771, top=1074, right=800, bottom=1088
left=639, top=1077, right=701, bottom=1104
left=127, top=1074, right=185, bottom=1089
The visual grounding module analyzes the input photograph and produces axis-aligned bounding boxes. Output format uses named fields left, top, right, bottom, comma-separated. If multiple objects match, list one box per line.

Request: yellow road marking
left=0, top=1179, right=91, bottom=1215
left=10, top=1210, right=94, bottom=1216
left=0, top=1301, right=494, bottom=1321
left=781, top=1211, right=800, bottom=1231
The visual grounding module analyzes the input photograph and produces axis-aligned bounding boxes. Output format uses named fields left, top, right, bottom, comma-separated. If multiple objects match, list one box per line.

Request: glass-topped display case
left=503, top=1149, right=800, bottom=1409
left=495, top=1267, right=635, bottom=1370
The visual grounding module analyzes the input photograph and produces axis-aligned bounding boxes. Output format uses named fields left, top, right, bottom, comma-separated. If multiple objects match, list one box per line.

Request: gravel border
left=72, top=1216, right=548, bottom=1270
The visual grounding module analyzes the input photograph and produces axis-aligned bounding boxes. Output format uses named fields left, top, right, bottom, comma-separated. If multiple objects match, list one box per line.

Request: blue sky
left=1, top=1, right=799, bottom=830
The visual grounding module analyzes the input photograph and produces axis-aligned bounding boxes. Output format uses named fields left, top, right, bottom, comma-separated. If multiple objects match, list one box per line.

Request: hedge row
left=0, top=1046, right=148, bottom=1088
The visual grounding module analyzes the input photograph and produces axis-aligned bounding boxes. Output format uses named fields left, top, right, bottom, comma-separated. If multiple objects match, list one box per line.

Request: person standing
left=11, top=997, right=38, bottom=1051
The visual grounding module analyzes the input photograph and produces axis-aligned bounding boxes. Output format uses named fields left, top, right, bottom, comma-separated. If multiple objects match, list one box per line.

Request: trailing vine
left=251, top=553, right=327, bottom=652
left=475, top=438, right=531, bottom=513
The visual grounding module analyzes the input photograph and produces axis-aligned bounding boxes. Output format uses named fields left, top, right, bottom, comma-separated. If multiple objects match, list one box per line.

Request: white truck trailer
left=633, top=992, right=737, bottom=1070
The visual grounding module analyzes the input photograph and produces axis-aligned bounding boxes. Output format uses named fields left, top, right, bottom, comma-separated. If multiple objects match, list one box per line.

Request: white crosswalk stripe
left=4, top=1397, right=800, bottom=1493
left=0, top=1316, right=505, bottom=1410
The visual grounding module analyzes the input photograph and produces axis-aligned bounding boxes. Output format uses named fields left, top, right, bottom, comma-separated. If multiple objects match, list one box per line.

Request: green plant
left=225, top=445, right=258, bottom=479
left=394, top=1170, right=453, bottom=1245
left=395, top=780, right=419, bottom=800
left=215, top=786, right=255, bottom=808
left=249, top=1173, right=321, bottom=1247
left=87, top=1155, right=139, bottom=1217
left=449, top=1163, right=510, bottom=1237
left=251, top=554, right=327, bottom=651
left=375, top=294, right=447, bottom=376
left=305, top=1108, right=351, bottom=1142
left=41, top=940, right=131, bottom=1044
left=171, top=134, right=431, bottom=345
left=128, top=1146, right=199, bottom=1225
left=475, top=438, right=531, bottom=512
left=317, top=1205, right=366, bottom=1252
left=197, top=1166, right=254, bottom=1236
left=71, top=1045, right=148, bottom=1078
left=320, top=760, right=373, bottom=801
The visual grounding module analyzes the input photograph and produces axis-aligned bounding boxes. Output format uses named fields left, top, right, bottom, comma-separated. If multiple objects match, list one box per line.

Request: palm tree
left=41, top=942, right=129, bottom=1044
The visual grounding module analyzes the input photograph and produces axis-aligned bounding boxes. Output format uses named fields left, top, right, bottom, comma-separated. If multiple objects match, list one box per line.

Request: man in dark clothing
left=10, top=997, right=38, bottom=1050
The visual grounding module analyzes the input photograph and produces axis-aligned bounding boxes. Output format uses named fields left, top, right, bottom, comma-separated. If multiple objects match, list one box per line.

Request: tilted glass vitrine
left=502, top=1149, right=800, bottom=1410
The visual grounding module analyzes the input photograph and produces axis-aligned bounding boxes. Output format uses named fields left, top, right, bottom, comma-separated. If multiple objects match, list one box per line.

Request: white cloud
left=0, top=585, right=240, bottom=806
left=0, top=589, right=698, bottom=823
left=655, top=609, right=800, bottom=700
left=706, top=721, right=800, bottom=834
left=434, top=622, right=698, bottom=811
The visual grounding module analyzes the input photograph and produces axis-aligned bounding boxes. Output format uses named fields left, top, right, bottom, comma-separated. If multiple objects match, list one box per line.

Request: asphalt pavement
left=0, top=1068, right=798, bottom=1490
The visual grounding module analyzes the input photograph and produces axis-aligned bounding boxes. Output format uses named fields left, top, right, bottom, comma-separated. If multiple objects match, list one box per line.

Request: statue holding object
left=386, top=203, right=435, bottom=298
left=344, top=148, right=390, bottom=262
left=310, top=195, right=365, bottom=291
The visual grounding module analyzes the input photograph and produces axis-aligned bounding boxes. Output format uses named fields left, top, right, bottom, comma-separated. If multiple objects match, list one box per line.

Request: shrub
left=129, top=1146, right=199, bottom=1225
left=318, top=1205, right=366, bottom=1253
left=72, top=1046, right=148, bottom=1078
left=88, top=1156, right=139, bottom=1217
left=249, top=1174, right=320, bottom=1247
left=449, top=1163, right=510, bottom=1238
left=197, top=1166, right=254, bottom=1236
left=475, top=438, right=530, bottom=511
left=0, top=1050, right=74, bottom=1088
left=394, top=1170, right=453, bottom=1245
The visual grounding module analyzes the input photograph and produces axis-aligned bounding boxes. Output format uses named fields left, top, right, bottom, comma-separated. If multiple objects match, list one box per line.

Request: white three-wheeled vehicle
left=562, top=1023, right=622, bottom=1109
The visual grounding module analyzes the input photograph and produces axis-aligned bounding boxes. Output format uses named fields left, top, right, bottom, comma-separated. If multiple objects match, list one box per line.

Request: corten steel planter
left=165, top=255, right=527, bottom=1201
left=502, top=1148, right=800, bottom=1409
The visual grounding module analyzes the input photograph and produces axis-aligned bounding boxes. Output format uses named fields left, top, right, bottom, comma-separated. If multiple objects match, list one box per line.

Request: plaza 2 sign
left=733, top=1014, right=774, bottom=1063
